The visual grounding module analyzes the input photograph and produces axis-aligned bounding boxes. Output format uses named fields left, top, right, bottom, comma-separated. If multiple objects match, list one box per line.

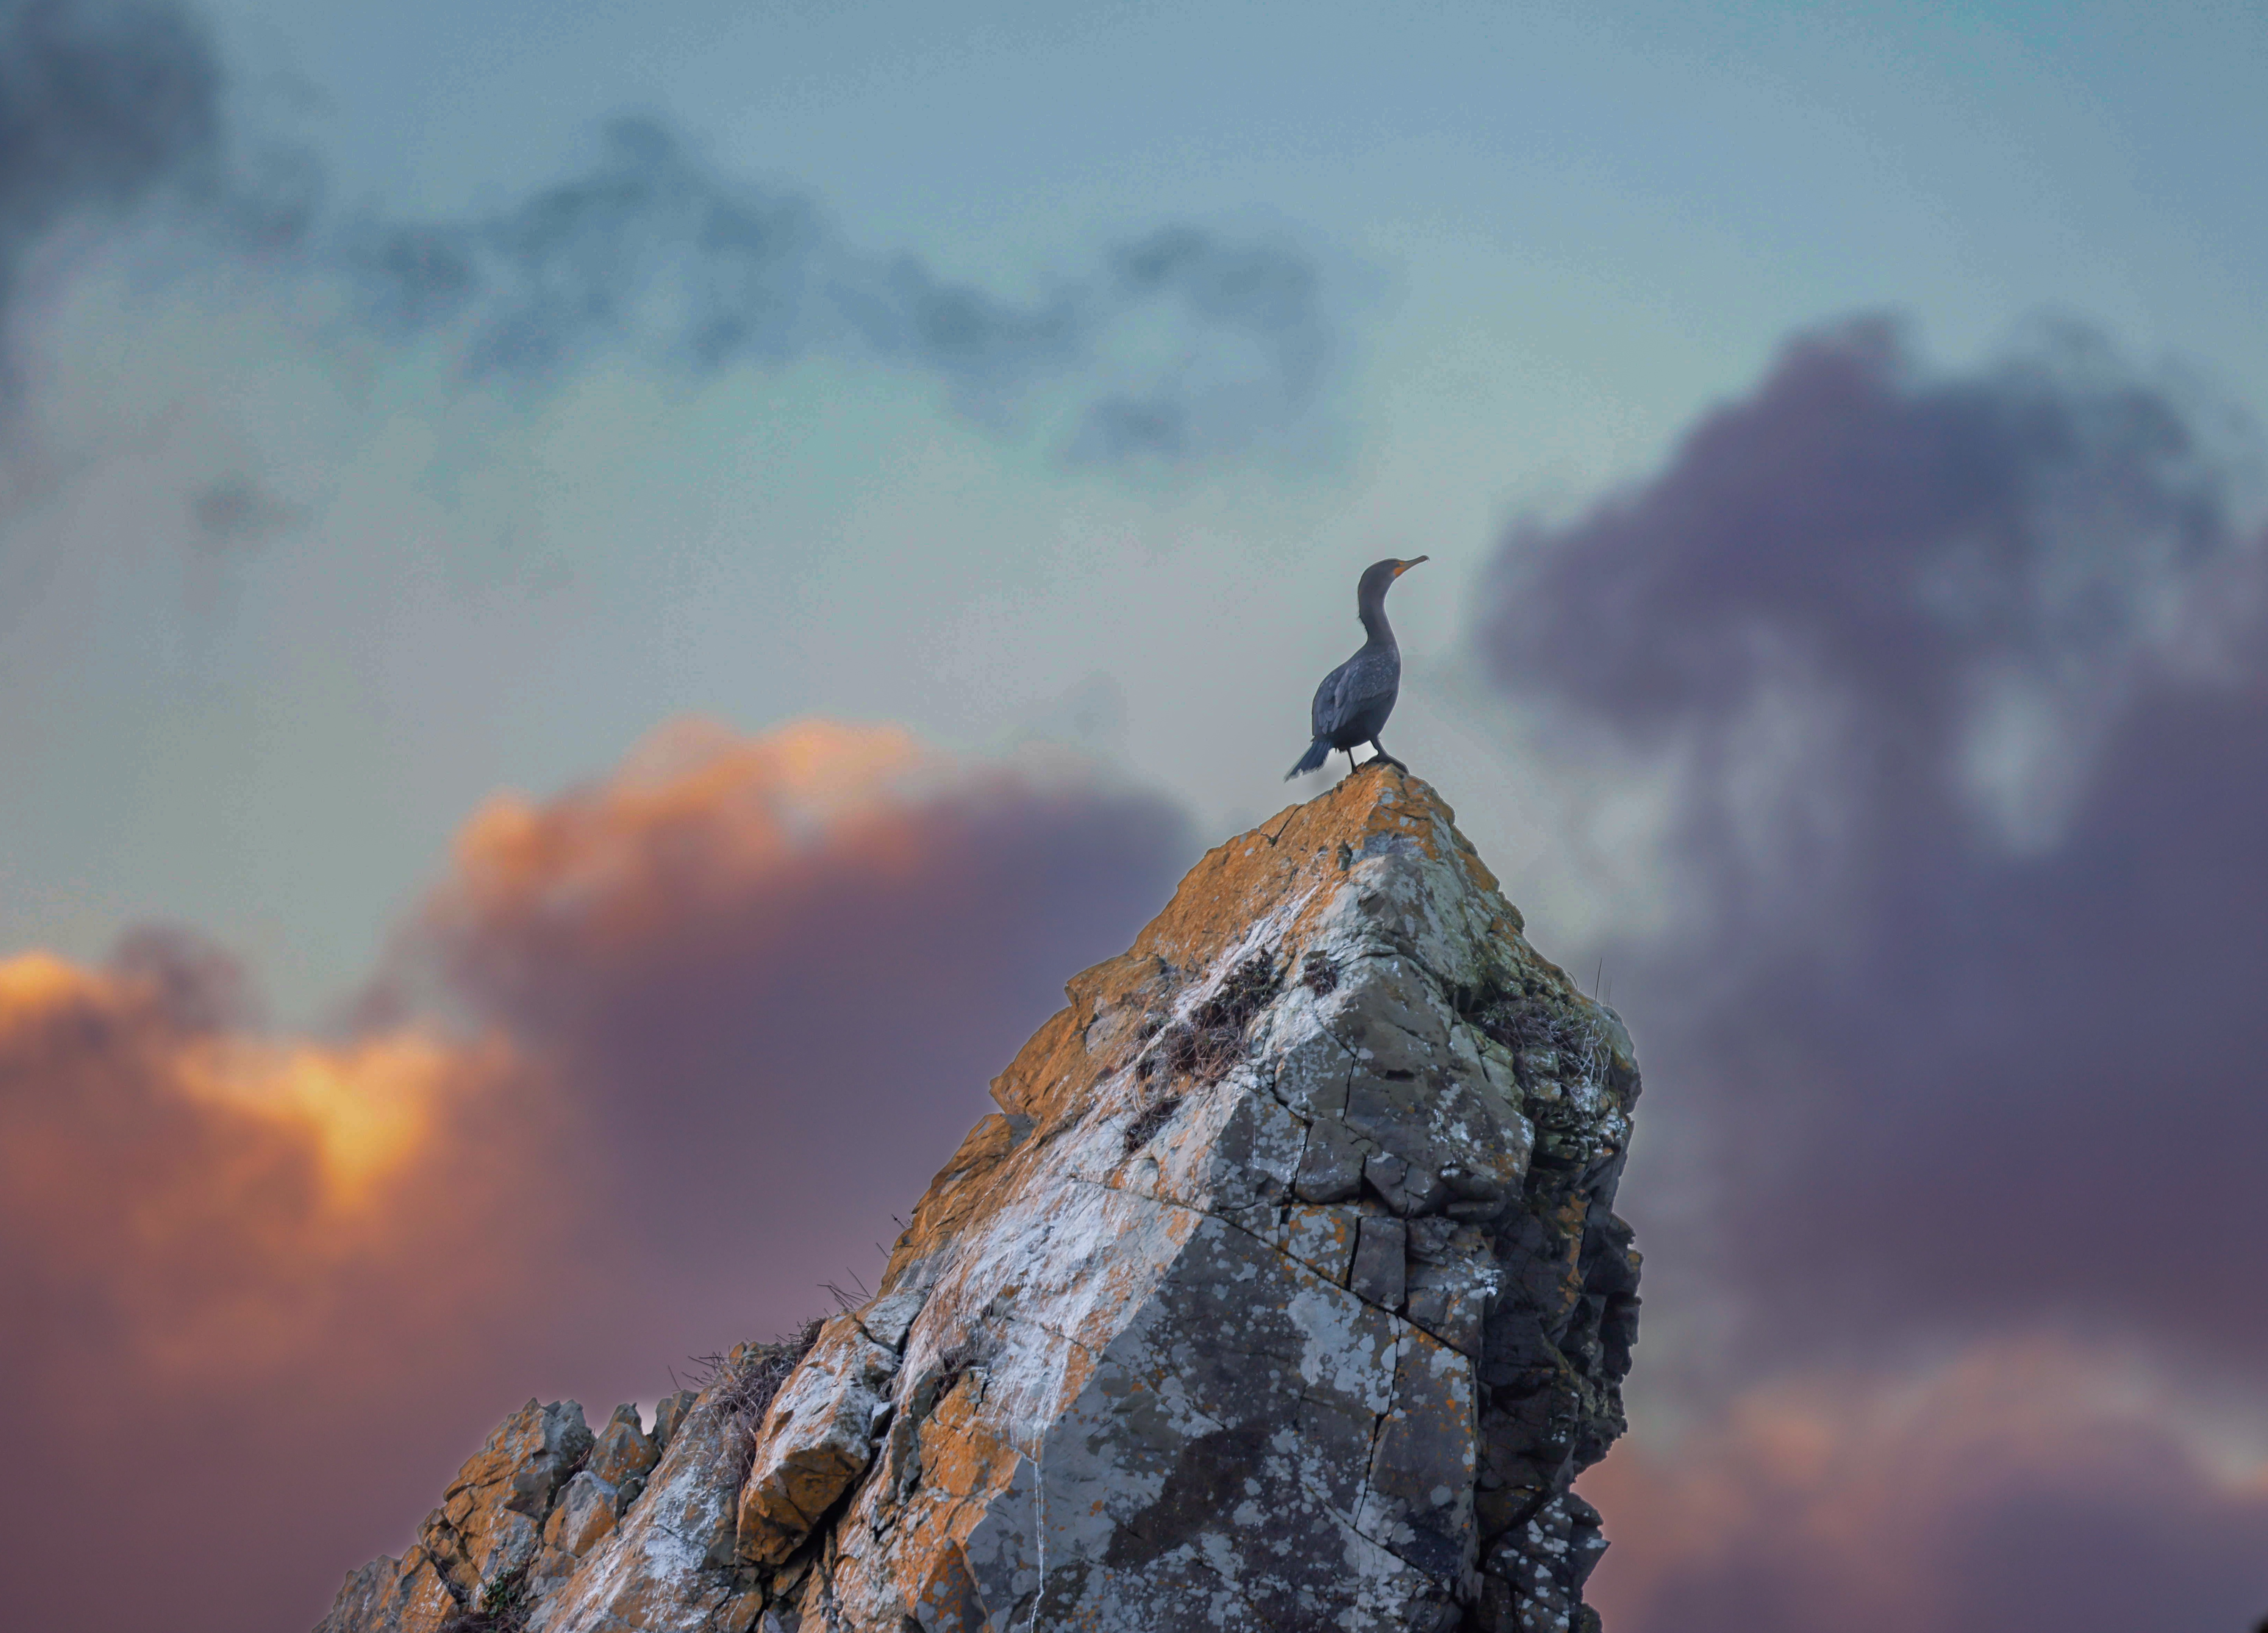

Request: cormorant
left=1285, top=556, right=1428, bottom=780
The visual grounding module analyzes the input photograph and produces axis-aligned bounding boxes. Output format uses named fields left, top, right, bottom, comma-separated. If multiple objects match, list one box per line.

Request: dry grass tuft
left=691, top=1318, right=825, bottom=1489
left=1150, top=952, right=1282, bottom=1086
left=1470, top=991, right=1604, bottom=1084
left=1123, top=953, right=1282, bottom=1154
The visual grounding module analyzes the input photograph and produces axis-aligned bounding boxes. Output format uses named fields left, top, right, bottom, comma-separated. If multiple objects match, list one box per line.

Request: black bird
left=1285, top=556, right=1428, bottom=780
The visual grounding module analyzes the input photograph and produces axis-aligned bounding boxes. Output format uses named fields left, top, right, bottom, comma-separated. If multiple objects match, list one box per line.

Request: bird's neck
left=1358, top=599, right=1396, bottom=646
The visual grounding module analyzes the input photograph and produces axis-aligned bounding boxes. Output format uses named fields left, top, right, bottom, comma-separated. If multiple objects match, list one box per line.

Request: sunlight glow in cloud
left=172, top=1030, right=502, bottom=1207
left=444, top=717, right=930, bottom=936
left=1, top=947, right=500, bottom=1217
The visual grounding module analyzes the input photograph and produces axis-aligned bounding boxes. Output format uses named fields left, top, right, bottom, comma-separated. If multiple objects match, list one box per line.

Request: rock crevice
left=318, top=770, right=1641, bottom=1633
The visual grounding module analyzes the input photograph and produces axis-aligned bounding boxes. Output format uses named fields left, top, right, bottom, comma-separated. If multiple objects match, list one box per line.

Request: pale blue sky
left=5, top=0, right=2263, bottom=1020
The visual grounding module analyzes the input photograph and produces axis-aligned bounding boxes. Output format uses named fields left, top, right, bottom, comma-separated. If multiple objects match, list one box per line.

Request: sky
left=2, top=1, right=2266, bottom=1629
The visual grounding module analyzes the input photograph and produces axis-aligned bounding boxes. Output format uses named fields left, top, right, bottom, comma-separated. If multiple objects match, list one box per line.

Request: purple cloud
left=1479, top=313, right=2268, bottom=1362
left=1477, top=312, right=2268, bottom=1630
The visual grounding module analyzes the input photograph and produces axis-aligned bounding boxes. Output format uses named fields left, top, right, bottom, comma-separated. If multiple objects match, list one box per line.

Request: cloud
left=1471, top=313, right=2268, bottom=1625
left=0, top=2, right=1342, bottom=466
left=1480, top=314, right=2253, bottom=865
left=0, top=930, right=548, bottom=1382
left=186, top=471, right=299, bottom=549
left=0, top=717, right=1191, bottom=1633
left=1474, top=313, right=2268, bottom=1370
left=1582, top=1342, right=2268, bottom=1633
left=0, top=0, right=221, bottom=323
left=1068, top=225, right=1331, bottom=461
left=391, top=718, right=1190, bottom=1295
left=337, top=118, right=1337, bottom=463
left=0, top=926, right=576, bottom=1633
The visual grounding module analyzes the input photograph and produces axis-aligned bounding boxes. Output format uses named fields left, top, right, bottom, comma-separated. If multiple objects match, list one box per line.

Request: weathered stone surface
left=1281, top=1201, right=1360, bottom=1283
left=544, top=1470, right=620, bottom=1559
left=521, top=1334, right=828, bottom=1633
left=1405, top=1217, right=1499, bottom=1359
left=1295, top=1108, right=1370, bottom=1202
left=734, top=1314, right=900, bottom=1565
left=316, top=769, right=1642, bottom=1633
left=1358, top=1326, right=1478, bottom=1580
left=1353, top=1210, right=1410, bottom=1309
left=315, top=1398, right=594, bottom=1632
left=857, top=1284, right=928, bottom=1351
left=586, top=1404, right=658, bottom=1493
left=313, top=1551, right=458, bottom=1633
left=650, top=1389, right=697, bottom=1453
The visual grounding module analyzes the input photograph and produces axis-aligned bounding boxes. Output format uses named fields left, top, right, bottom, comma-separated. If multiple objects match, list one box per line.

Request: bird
left=1285, top=556, right=1428, bottom=780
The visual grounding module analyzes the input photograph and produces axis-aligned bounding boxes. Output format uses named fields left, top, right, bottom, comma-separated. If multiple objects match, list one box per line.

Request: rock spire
left=318, top=768, right=1642, bottom=1633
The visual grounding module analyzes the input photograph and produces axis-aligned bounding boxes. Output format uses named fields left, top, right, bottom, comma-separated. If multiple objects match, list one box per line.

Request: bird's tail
left=1284, top=738, right=1332, bottom=780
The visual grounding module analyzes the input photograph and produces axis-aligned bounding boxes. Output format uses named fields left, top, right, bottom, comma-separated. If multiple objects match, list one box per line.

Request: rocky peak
left=318, top=768, right=1641, bottom=1633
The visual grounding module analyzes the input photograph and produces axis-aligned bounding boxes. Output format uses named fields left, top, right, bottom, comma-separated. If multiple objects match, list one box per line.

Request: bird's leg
left=1366, top=739, right=1409, bottom=773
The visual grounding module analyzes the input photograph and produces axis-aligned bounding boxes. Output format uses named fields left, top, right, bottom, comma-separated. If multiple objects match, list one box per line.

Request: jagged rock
left=734, top=1313, right=903, bottom=1565
left=650, top=1389, right=698, bottom=1453
left=523, top=1362, right=780, bottom=1631
left=544, top=1470, right=620, bottom=1559
left=315, top=1553, right=457, bottom=1633
left=586, top=1405, right=658, bottom=1492
left=316, top=770, right=1641, bottom=1633
left=315, top=1399, right=593, bottom=1633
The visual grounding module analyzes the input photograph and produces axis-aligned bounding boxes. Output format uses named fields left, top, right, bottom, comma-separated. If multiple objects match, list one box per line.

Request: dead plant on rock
left=1150, top=952, right=1282, bottom=1087
left=1468, top=989, right=1607, bottom=1092
left=692, top=1318, right=825, bottom=1489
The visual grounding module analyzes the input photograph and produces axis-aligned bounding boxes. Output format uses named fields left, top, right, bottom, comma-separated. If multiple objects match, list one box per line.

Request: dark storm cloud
left=0, top=719, right=1192, bottom=1633
left=1475, top=313, right=2268, bottom=1364
left=0, top=0, right=219, bottom=314
left=0, top=5, right=1343, bottom=463
left=1472, top=302, right=2268, bottom=1633
left=343, top=118, right=1335, bottom=462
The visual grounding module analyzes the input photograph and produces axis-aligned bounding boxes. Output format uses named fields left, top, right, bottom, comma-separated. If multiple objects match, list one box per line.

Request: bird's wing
left=1310, top=660, right=1352, bottom=738
left=1319, top=649, right=1396, bottom=733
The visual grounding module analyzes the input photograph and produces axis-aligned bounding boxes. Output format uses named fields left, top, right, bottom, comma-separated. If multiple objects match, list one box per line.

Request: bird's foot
left=1364, top=752, right=1409, bottom=774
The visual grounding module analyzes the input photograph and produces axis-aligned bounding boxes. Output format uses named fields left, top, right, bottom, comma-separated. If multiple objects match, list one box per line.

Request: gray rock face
left=314, top=770, right=1641, bottom=1633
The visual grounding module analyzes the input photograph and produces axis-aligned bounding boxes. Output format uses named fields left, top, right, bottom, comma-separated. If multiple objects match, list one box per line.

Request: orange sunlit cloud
left=0, top=942, right=543, bottom=1381
left=172, top=1031, right=506, bottom=1207
left=445, top=718, right=929, bottom=934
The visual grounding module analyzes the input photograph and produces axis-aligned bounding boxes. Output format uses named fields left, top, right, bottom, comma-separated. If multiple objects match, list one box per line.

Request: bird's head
left=1358, top=555, right=1428, bottom=607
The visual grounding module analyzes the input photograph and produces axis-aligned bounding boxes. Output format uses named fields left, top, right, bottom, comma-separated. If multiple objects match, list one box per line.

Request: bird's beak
left=1394, top=555, right=1430, bottom=577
